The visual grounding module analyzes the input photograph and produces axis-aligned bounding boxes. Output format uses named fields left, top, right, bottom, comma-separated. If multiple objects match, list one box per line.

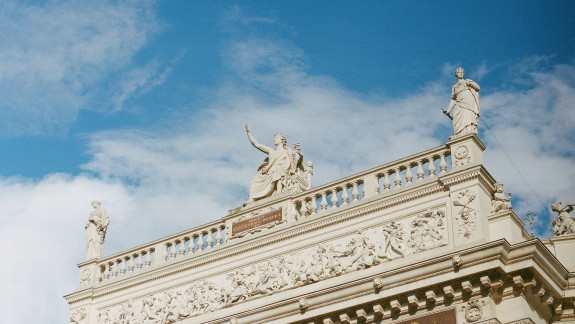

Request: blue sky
left=0, top=1, right=574, bottom=323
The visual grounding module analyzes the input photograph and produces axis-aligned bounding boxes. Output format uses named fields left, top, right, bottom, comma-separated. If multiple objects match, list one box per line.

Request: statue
left=550, top=201, right=575, bottom=236
left=443, top=67, right=481, bottom=138
left=85, top=200, right=110, bottom=260
left=491, top=182, right=512, bottom=213
left=244, top=123, right=312, bottom=205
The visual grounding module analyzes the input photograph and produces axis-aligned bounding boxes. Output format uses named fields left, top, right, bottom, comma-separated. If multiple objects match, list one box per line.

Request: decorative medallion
left=453, top=145, right=472, bottom=167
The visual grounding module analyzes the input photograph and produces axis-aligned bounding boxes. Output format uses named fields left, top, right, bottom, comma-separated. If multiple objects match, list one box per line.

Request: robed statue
left=86, top=200, right=110, bottom=260
left=244, top=123, right=312, bottom=205
left=443, top=67, right=481, bottom=138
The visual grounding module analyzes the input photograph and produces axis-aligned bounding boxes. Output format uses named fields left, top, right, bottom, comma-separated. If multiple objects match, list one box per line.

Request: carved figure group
left=443, top=67, right=481, bottom=138
left=551, top=201, right=575, bottom=236
left=86, top=201, right=110, bottom=260
left=244, top=124, right=312, bottom=205
left=96, top=210, right=448, bottom=323
left=491, top=182, right=512, bottom=213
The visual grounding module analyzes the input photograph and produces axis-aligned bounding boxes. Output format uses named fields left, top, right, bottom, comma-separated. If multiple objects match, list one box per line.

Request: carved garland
left=96, top=209, right=448, bottom=323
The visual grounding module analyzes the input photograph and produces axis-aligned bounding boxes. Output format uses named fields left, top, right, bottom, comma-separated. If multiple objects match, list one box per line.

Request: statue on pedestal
left=491, top=182, right=512, bottom=213
left=551, top=201, right=575, bottom=236
left=86, top=200, right=110, bottom=260
left=443, top=67, right=481, bottom=138
left=244, top=123, right=312, bottom=205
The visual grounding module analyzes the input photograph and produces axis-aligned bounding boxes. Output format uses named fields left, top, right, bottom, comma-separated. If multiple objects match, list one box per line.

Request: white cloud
left=0, top=0, right=161, bottom=135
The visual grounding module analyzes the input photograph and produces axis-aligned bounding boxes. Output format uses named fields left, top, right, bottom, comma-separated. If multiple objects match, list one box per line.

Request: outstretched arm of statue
left=445, top=99, right=455, bottom=114
left=245, top=123, right=270, bottom=154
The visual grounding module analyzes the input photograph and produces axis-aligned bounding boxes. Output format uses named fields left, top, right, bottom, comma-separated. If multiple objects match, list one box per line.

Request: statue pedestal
left=545, top=234, right=575, bottom=272
left=488, top=209, right=530, bottom=244
left=447, top=134, right=485, bottom=169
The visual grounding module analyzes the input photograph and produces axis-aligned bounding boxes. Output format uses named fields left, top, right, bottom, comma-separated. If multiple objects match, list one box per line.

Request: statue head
left=455, top=67, right=465, bottom=79
left=273, top=133, right=287, bottom=147
left=91, top=200, right=101, bottom=208
left=494, top=182, right=503, bottom=192
left=551, top=201, right=563, bottom=213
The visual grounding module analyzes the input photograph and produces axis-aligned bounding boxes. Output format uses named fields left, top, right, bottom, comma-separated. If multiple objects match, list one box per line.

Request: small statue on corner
left=491, top=182, right=512, bottom=213
left=550, top=201, right=575, bottom=236
left=86, top=200, right=110, bottom=260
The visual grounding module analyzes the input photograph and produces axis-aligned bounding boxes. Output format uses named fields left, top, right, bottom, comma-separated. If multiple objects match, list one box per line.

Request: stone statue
left=550, top=201, right=575, bottom=236
left=443, top=67, right=481, bottom=138
left=86, top=200, right=110, bottom=260
left=491, top=182, right=512, bottom=213
left=244, top=123, right=312, bottom=205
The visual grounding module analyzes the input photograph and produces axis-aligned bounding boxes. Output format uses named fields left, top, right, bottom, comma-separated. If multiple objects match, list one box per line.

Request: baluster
left=383, top=171, right=391, bottom=192
left=299, top=199, right=308, bottom=218
left=439, top=152, right=448, bottom=175
left=169, top=241, right=177, bottom=260
left=215, top=227, right=223, bottom=246
left=405, top=164, right=413, bottom=184
left=416, top=161, right=425, bottom=181
left=96, top=266, right=102, bottom=282
left=394, top=167, right=402, bottom=189
left=137, top=252, right=144, bottom=269
left=179, top=238, right=187, bottom=255
left=320, top=192, right=328, bottom=212
left=428, top=157, right=436, bottom=178
left=111, top=262, right=119, bottom=277
left=144, top=250, right=152, bottom=267
left=351, top=182, right=360, bottom=203
left=103, top=264, right=110, bottom=280
left=197, top=233, right=205, bottom=252
left=119, top=258, right=127, bottom=275
left=163, top=243, right=170, bottom=262
left=330, top=189, right=339, bottom=210
left=206, top=230, right=214, bottom=249
left=128, top=255, right=135, bottom=272
left=310, top=196, right=318, bottom=216
left=341, top=185, right=349, bottom=206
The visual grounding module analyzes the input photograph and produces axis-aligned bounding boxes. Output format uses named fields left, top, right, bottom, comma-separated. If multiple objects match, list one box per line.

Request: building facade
left=65, top=133, right=575, bottom=324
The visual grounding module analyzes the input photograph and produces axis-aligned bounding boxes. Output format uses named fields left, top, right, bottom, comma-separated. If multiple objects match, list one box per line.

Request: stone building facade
left=65, top=133, right=575, bottom=324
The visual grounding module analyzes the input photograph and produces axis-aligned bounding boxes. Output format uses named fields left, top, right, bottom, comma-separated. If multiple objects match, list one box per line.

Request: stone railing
left=96, top=220, right=227, bottom=282
left=93, top=143, right=452, bottom=284
left=292, top=144, right=451, bottom=217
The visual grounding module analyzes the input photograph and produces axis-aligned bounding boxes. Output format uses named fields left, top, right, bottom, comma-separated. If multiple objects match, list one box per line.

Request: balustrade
left=294, top=145, right=451, bottom=217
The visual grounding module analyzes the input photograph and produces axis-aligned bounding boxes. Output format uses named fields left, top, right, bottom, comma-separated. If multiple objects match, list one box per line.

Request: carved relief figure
left=86, top=200, right=110, bottom=260
left=551, top=201, right=575, bottom=236
left=491, top=182, right=512, bottom=213
left=453, top=190, right=478, bottom=238
left=97, top=210, right=448, bottom=323
left=444, top=67, right=481, bottom=138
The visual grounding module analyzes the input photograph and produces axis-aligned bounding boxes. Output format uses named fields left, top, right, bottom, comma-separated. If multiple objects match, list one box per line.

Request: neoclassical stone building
left=66, top=71, right=575, bottom=323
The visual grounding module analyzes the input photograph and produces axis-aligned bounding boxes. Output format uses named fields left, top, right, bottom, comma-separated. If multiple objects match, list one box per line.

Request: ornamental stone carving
left=96, top=209, right=448, bottom=323
left=491, top=182, right=512, bottom=213
left=79, top=269, right=91, bottom=287
left=70, top=307, right=86, bottom=324
left=453, top=144, right=472, bottom=167
left=453, top=189, right=478, bottom=238
left=298, top=298, right=309, bottom=310
left=460, top=299, right=487, bottom=323
left=443, top=67, right=481, bottom=139
left=86, top=200, right=110, bottom=260
left=244, top=123, right=312, bottom=206
left=551, top=201, right=575, bottom=236
left=452, top=254, right=463, bottom=270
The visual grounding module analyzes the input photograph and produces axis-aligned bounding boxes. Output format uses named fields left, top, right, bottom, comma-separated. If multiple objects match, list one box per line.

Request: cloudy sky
left=0, top=1, right=574, bottom=322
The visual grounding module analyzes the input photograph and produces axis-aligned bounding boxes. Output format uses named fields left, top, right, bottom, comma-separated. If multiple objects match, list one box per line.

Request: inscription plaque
left=232, top=208, right=282, bottom=236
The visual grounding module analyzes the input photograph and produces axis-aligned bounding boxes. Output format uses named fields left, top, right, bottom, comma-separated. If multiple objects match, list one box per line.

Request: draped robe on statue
left=248, top=147, right=292, bottom=201
left=450, top=80, right=480, bottom=137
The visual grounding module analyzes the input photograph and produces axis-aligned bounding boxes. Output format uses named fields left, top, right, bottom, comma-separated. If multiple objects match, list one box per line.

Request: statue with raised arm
left=86, top=200, right=110, bottom=260
left=244, top=123, right=295, bottom=205
left=443, top=67, right=481, bottom=138
left=550, top=201, right=575, bottom=236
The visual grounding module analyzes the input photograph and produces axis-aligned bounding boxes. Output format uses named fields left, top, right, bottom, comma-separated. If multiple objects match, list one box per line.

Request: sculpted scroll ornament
left=453, top=189, right=478, bottom=238
left=96, top=209, right=447, bottom=323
